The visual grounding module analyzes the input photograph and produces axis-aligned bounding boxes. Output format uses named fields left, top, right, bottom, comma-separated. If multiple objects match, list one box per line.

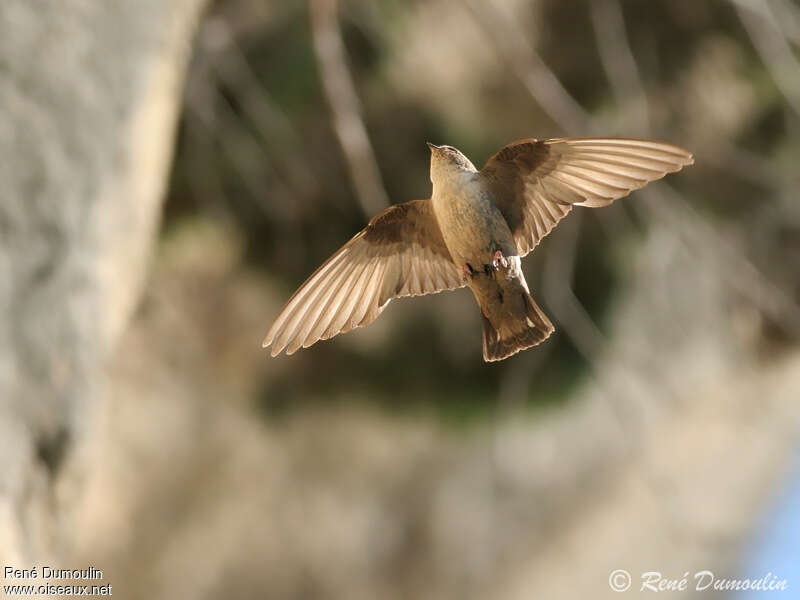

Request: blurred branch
left=591, top=0, right=786, bottom=194
left=589, top=0, right=650, bottom=133
left=700, top=137, right=784, bottom=188
left=641, top=184, right=800, bottom=340
left=542, top=213, right=607, bottom=362
left=310, top=0, right=389, bottom=217
left=770, top=0, right=800, bottom=47
left=183, top=109, right=232, bottom=222
left=539, top=214, right=659, bottom=443
left=586, top=0, right=648, bottom=241
left=542, top=209, right=684, bottom=409
left=734, top=0, right=800, bottom=117
left=184, top=75, right=295, bottom=222
left=462, top=0, right=594, bottom=133
left=200, top=18, right=320, bottom=203
left=202, top=19, right=300, bottom=146
left=587, top=0, right=799, bottom=341
left=497, top=338, right=552, bottom=409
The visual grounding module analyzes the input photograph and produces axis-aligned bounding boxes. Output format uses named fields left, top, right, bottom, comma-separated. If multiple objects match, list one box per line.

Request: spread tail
left=481, top=291, right=554, bottom=362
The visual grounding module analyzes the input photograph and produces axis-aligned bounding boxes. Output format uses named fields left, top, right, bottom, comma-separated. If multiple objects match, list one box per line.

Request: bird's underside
left=263, top=138, right=694, bottom=362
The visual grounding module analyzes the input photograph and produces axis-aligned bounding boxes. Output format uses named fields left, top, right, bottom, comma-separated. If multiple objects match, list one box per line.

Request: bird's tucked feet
left=461, top=263, right=475, bottom=284
left=492, top=250, right=508, bottom=270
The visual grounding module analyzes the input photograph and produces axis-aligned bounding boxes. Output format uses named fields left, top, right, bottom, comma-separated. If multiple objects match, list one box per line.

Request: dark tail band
left=482, top=292, right=554, bottom=362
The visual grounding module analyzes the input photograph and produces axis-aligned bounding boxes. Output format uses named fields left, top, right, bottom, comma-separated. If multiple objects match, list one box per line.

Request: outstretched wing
left=481, top=138, right=694, bottom=256
left=264, top=199, right=463, bottom=356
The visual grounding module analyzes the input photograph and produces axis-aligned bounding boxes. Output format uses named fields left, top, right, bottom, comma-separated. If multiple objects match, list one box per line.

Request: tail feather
left=482, top=292, right=554, bottom=362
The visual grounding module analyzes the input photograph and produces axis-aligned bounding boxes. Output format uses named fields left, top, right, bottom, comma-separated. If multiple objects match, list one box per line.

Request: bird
left=263, top=138, right=693, bottom=362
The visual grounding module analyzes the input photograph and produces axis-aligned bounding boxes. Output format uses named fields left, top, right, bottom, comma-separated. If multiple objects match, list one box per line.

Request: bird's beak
left=426, top=142, right=439, bottom=151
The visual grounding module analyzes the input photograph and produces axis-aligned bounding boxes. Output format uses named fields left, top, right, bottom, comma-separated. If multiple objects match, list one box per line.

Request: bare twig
left=201, top=18, right=301, bottom=147
left=200, top=18, right=319, bottom=203
left=587, top=0, right=648, bottom=239
left=699, top=136, right=784, bottom=188
left=539, top=214, right=660, bottom=445
left=184, top=112, right=232, bottom=223
left=542, top=213, right=608, bottom=362
left=770, top=0, right=800, bottom=48
left=462, top=0, right=594, bottom=133
left=497, top=336, right=552, bottom=410
left=310, top=0, right=390, bottom=217
left=641, top=184, right=800, bottom=340
left=732, top=0, right=800, bottom=49
left=589, top=0, right=650, bottom=133
left=185, top=83, right=294, bottom=221
left=588, top=0, right=799, bottom=336
left=591, top=0, right=800, bottom=348
left=734, top=0, right=800, bottom=117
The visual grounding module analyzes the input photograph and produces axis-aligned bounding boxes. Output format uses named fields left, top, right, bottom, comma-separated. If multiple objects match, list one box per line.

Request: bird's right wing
left=481, top=138, right=694, bottom=256
left=263, top=199, right=463, bottom=356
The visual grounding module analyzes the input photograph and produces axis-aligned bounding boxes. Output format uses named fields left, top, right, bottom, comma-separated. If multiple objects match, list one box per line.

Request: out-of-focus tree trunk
left=0, top=0, right=206, bottom=567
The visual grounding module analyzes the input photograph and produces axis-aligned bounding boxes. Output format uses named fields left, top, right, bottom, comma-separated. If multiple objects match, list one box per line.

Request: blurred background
left=1, top=0, right=799, bottom=598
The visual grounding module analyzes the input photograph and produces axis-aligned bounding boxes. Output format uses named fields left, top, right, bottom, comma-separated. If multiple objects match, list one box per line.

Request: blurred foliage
left=163, top=0, right=800, bottom=419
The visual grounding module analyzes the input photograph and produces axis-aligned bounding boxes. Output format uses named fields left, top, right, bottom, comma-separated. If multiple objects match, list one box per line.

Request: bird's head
left=427, top=143, right=477, bottom=184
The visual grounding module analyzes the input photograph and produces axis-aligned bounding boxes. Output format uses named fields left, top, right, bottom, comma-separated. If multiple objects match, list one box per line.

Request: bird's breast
left=432, top=178, right=516, bottom=267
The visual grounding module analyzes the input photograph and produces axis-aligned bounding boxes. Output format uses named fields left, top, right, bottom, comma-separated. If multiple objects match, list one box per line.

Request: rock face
left=0, top=0, right=205, bottom=568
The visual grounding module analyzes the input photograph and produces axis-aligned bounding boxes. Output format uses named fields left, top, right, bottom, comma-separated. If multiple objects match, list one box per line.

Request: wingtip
left=263, top=337, right=282, bottom=358
left=263, top=328, right=284, bottom=355
left=670, top=144, right=694, bottom=166
left=673, top=150, right=694, bottom=170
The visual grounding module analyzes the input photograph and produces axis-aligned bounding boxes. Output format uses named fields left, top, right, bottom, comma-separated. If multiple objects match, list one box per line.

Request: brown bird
left=263, top=138, right=693, bottom=362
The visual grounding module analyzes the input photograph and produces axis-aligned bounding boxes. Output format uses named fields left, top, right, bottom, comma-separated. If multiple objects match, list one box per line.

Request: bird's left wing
left=263, top=199, right=463, bottom=356
left=481, top=138, right=694, bottom=256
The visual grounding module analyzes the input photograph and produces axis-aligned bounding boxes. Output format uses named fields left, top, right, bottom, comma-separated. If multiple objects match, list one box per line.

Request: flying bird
left=263, top=138, right=693, bottom=362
